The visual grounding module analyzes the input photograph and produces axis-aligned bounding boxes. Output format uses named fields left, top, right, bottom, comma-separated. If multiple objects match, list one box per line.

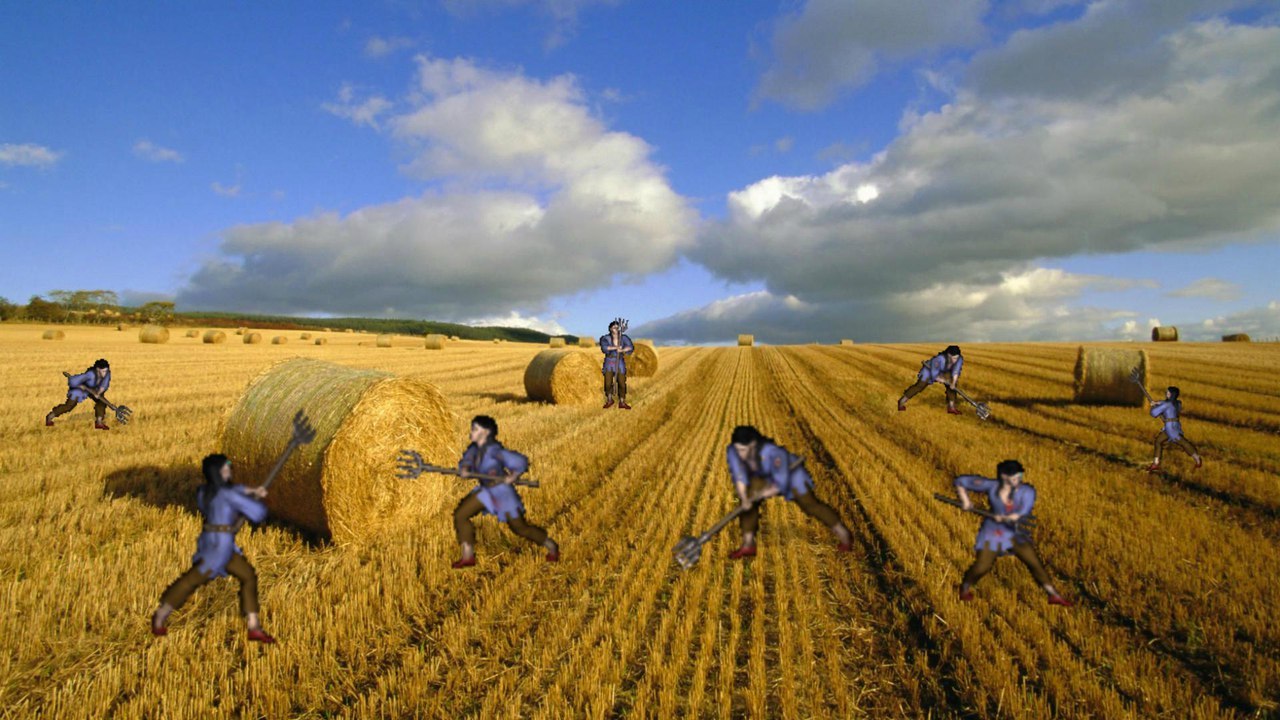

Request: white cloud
left=1166, top=277, right=1242, bottom=301
left=364, top=35, right=413, bottom=57
left=211, top=181, right=241, bottom=197
left=774, top=136, right=794, bottom=153
left=132, top=139, right=184, bottom=163
left=757, top=0, right=989, bottom=110
left=0, top=143, right=63, bottom=167
left=323, top=83, right=393, bottom=129
left=465, top=310, right=568, bottom=335
left=178, top=55, right=695, bottom=319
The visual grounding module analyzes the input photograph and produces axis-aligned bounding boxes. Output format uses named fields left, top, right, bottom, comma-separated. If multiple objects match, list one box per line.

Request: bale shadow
left=473, top=392, right=540, bottom=405
left=998, top=397, right=1090, bottom=408
left=103, top=464, right=328, bottom=547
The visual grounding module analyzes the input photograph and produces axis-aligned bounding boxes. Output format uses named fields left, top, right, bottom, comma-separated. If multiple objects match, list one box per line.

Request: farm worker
left=898, top=345, right=964, bottom=415
left=1146, top=386, right=1202, bottom=472
left=150, top=454, right=277, bottom=643
left=953, top=460, right=1072, bottom=606
left=451, top=415, right=560, bottom=568
left=725, top=425, right=853, bottom=559
left=46, top=358, right=112, bottom=429
left=599, top=318, right=634, bottom=409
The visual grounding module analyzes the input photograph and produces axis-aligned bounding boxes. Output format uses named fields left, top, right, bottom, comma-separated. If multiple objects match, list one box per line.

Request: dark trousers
left=962, top=543, right=1051, bottom=588
left=739, top=477, right=842, bottom=536
left=604, top=370, right=627, bottom=400
left=50, top=396, right=107, bottom=421
left=1154, top=430, right=1199, bottom=462
left=160, top=553, right=260, bottom=615
left=454, top=493, right=549, bottom=546
left=902, top=379, right=957, bottom=405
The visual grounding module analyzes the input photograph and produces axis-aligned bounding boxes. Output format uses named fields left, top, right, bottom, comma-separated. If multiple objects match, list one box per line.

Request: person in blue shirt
left=1146, top=386, right=1202, bottom=472
left=599, top=319, right=635, bottom=409
left=151, top=454, right=276, bottom=643
left=953, top=460, right=1071, bottom=606
left=46, top=358, right=112, bottom=429
left=898, top=345, right=964, bottom=415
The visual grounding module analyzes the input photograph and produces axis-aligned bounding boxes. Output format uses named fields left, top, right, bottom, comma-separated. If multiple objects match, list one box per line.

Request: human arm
left=98, top=370, right=110, bottom=394
left=457, top=445, right=475, bottom=478
left=996, top=486, right=1036, bottom=523
left=227, top=486, right=270, bottom=525
left=727, top=448, right=752, bottom=509
left=621, top=336, right=634, bottom=356
left=499, top=448, right=530, bottom=484
left=953, top=475, right=995, bottom=510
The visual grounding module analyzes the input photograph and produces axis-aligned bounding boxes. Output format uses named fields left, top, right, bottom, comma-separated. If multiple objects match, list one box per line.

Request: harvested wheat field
left=2, top=324, right=1279, bottom=718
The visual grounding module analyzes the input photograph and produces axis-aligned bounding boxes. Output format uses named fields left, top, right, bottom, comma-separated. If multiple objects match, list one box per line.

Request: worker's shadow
left=473, top=392, right=539, bottom=405
left=102, top=465, right=327, bottom=547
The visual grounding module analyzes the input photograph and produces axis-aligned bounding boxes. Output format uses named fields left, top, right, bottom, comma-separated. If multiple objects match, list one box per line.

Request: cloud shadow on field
left=103, top=464, right=327, bottom=547
left=472, top=392, right=540, bottom=405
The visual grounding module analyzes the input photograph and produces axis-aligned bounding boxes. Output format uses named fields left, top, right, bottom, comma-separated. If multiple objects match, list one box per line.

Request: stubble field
left=0, top=325, right=1277, bottom=719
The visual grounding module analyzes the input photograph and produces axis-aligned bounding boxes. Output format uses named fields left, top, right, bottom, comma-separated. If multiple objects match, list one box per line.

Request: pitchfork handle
left=62, top=371, right=118, bottom=410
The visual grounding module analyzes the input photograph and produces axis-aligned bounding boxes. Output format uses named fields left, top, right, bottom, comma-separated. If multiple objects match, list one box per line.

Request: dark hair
left=202, top=453, right=231, bottom=487
left=471, top=415, right=498, bottom=439
left=608, top=320, right=621, bottom=331
left=731, top=425, right=775, bottom=447
left=1167, top=386, right=1180, bottom=401
left=944, top=345, right=961, bottom=356
left=93, top=358, right=110, bottom=369
left=995, top=459, right=1025, bottom=479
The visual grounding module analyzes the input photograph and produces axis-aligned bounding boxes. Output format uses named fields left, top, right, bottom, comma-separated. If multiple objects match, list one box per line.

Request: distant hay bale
left=138, top=325, right=169, bottom=344
left=314, top=338, right=328, bottom=345
left=272, top=336, right=288, bottom=345
left=1222, top=333, right=1251, bottom=342
left=1151, top=326, right=1179, bottom=342
left=629, top=342, right=659, bottom=377
left=244, top=332, right=263, bottom=344
left=344, top=329, right=354, bottom=334
left=449, top=335, right=459, bottom=341
left=549, top=337, right=567, bottom=348
left=376, top=334, right=393, bottom=348
left=492, top=338, right=501, bottom=344
left=738, top=334, right=754, bottom=347
left=424, top=334, right=446, bottom=350
left=235, top=327, right=247, bottom=336
left=300, top=333, right=312, bottom=340
left=202, top=330, right=227, bottom=344
left=42, top=329, right=65, bottom=340
left=839, top=339, right=854, bottom=346
left=322, top=327, right=332, bottom=332
left=578, top=336, right=596, bottom=348
left=116, top=323, right=126, bottom=331
left=524, top=349, right=597, bottom=405
left=184, top=329, right=199, bottom=338
left=1073, top=346, right=1148, bottom=406
left=221, top=358, right=456, bottom=542
left=358, top=341, right=373, bottom=347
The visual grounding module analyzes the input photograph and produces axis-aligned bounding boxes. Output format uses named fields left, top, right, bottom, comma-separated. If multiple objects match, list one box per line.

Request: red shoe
left=618, top=401, right=632, bottom=410
left=150, top=620, right=167, bottom=637
left=1144, top=463, right=1161, bottom=473
left=247, top=628, right=276, bottom=644
left=546, top=550, right=560, bottom=562
left=958, top=586, right=974, bottom=602
left=45, top=418, right=55, bottom=427
left=947, top=407, right=962, bottom=415
left=1048, top=594, right=1073, bottom=607
left=897, top=398, right=907, bottom=412
left=728, top=545, right=757, bottom=560
left=1194, top=456, right=1203, bottom=469
left=94, top=422, right=110, bottom=430
left=836, top=541, right=853, bottom=553
left=603, top=399, right=614, bottom=409
left=451, top=556, right=477, bottom=569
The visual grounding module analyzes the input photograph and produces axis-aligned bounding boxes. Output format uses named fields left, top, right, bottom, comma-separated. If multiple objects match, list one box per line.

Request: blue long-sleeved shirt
left=953, top=475, right=1035, bottom=554
left=67, top=369, right=110, bottom=402
left=726, top=441, right=813, bottom=501
left=458, top=441, right=530, bottom=522
left=191, top=484, right=268, bottom=577
left=600, top=333, right=634, bottom=374
left=918, top=354, right=962, bottom=384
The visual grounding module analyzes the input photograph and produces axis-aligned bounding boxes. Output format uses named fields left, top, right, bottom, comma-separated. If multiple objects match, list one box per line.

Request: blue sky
left=3, top=0, right=1279, bottom=343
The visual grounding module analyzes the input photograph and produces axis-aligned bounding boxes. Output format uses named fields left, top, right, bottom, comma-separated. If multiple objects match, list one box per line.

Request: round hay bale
left=202, top=330, right=227, bottom=344
left=738, top=334, right=754, bottom=347
left=549, top=337, right=567, bottom=348
left=1222, top=333, right=1251, bottom=342
left=42, top=329, right=65, bottom=340
left=1151, top=326, right=1179, bottom=342
left=322, top=327, right=333, bottom=332
left=220, top=358, right=456, bottom=542
left=235, top=327, right=247, bottom=335
left=578, top=336, right=596, bottom=348
left=271, top=335, right=288, bottom=345
left=116, top=323, right=126, bottom=331
left=138, top=325, right=169, bottom=344
left=244, top=332, right=263, bottom=344
left=1073, top=346, right=1148, bottom=406
left=839, top=339, right=854, bottom=346
left=424, top=334, right=446, bottom=350
left=314, top=338, right=328, bottom=345
left=524, top=349, right=597, bottom=405
left=184, top=329, right=199, bottom=338
left=628, top=342, right=659, bottom=377
left=376, top=334, right=393, bottom=348
left=300, top=333, right=312, bottom=340
left=492, top=338, right=501, bottom=344
left=449, top=335, right=460, bottom=341
left=343, top=328, right=354, bottom=334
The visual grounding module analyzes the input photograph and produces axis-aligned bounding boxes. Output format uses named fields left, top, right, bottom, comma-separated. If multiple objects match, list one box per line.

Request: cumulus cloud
left=1166, top=277, right=1242, bottom=301
left=465, top=310, right=568, bottom=335
left=132, top=139, right=184, bottom=163
left=323, top=83, right=393, bottom=128
left=364, top=35, right=413, bottom=57
left=0, top=143, right=63, bottom=167
left=210, top=181, right=241, bottom=197
left=686, top=14, right=1280, bottom=342
left=756, top=0, right=989, bottom=110
left=1194, top=300, right=1280, bottom=339
left=178, top=55, right=695, bottom=320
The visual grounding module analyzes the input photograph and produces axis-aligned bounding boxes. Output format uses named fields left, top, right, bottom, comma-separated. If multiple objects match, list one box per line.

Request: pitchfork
left=395, top=450, right=541, bottom=488
left=62, top=370, right=134, bottom=425
left=1128, top=367, right=1156, bottom=403
left=952, top=386, right=992, bottom=421
left=673, top=505, right=751, bottom=570
left=230, top=410, right=317, bottom=533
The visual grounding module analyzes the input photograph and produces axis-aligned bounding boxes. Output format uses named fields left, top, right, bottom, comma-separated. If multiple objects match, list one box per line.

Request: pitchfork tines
left=291, top=410, right=317, bottom=446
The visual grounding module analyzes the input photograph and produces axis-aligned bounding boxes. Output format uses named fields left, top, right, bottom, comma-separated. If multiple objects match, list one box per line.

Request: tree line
left=0, top=291, right=175, bottom=324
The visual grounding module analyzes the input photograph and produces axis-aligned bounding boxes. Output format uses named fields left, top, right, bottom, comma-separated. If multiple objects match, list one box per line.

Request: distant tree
left=0, top=296, right=16, bottom=321
left=140, top=301, right=175, bottom=325
left=25, top=295, right=63, bottom=322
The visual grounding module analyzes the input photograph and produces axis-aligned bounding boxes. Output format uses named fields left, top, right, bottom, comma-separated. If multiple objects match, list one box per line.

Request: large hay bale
left=244, top=332, right=263, bottom=344
left=839, top=339, right=854, bottom=346
left=578, top=336, right=596, bottom=348
left=1151, top=326, right=1179, bottom=342
left=1073, top=346, right=1148, bottom=406
left=139, top=325, right=169, bottom=344
left=628, top=342, right=659, bottom=377
left=1222, top=333, right=1251, bottom=342
left=221, top=358, right=456, bottom=541
left=376, top=334, right=393, bottom=348
left=314, top=338, right=328, bottom=345
left=202, top=330, right=227, bottom=344
left=524, top=349, right=597, bottom=405
left=42, top=329, right=65, bottom=340
left=300, top=332, right=312, bottom=340
left=272, top=335, right=288, bottom=345
left=738, top=334, right=754, bottom=346
left=549, top=337, right=567, bottom=348
left=424, top=334, right=446, bottom=350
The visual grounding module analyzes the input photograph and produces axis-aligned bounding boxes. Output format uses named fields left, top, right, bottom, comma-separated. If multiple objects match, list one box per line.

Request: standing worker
left=599, top=318, right=635, bottom=410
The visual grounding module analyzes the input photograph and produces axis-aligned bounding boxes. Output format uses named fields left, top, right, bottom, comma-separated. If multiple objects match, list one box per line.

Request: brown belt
left=203, top=524, right=235, bottom=533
